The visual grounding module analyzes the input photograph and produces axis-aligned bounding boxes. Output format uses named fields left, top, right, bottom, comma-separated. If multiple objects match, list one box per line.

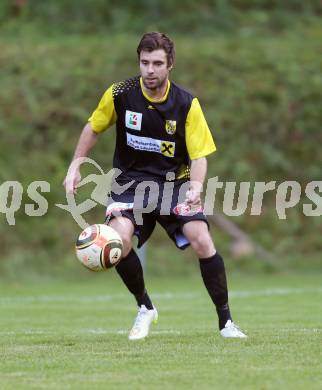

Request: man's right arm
left=64, top=84, right=116, bottom=194
left=64, top=122, right=98, bottom=194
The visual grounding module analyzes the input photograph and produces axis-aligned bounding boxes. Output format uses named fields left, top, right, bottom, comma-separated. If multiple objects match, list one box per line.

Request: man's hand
left=186, top=157, right=206, bottom=207
left=185, top=182, right=202, bottom=206
left=63, top=169, right=81, bottom=194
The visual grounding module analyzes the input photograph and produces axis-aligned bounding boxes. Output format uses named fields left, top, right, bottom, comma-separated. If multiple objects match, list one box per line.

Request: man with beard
left=64, top=32, right=247, bottom=340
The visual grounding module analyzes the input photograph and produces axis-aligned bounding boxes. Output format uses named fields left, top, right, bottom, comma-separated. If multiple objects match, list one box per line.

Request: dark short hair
left=137, top=32, right=175, bottom=67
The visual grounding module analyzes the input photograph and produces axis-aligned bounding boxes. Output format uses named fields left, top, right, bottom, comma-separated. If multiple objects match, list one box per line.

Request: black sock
left=115, top=249, right=153, bottom=310
left=199, top=252, right=232, bottom=330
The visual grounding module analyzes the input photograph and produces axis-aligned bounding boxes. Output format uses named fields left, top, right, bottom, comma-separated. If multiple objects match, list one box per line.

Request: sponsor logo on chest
left=125, top=110, right=142, bottom=131
left=126, top=133, right=175, bottom=157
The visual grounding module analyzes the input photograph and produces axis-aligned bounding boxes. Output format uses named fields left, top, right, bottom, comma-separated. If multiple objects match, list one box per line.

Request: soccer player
left=64, top=32, right=247, bottom=340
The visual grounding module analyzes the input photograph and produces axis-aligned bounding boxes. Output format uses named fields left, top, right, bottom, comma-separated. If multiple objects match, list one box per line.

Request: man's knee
left=119, top=236, right=133, bottom=257
left=183, top=221, right=215, bottom=257
left=107, top=217, right=134, bottom=257
left=190, top=232, right=213, bottom=254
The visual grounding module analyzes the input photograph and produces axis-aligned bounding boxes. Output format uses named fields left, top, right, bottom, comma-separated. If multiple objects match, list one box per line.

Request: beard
left=142, top=75, right=167, bottom=91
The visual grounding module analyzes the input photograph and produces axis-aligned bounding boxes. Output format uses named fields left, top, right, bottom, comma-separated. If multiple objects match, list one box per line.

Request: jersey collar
left=140, top=77, right=170, bottom=103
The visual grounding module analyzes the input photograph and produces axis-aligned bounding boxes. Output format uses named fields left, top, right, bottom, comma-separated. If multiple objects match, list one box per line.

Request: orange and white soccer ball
left=75, top=224, right=123, bottom=271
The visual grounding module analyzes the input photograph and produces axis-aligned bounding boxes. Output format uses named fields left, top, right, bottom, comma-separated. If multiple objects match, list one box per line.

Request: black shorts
left=105, top=175, right=209, bottom=249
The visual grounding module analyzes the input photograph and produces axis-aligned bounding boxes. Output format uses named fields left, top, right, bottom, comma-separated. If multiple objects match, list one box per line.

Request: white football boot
left=220, top=320, right=248, bottom=338
left=128, top=305, right=158, bottom=340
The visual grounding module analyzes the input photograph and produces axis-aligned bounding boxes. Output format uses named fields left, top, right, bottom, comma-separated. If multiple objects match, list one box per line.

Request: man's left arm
left=185, top=97, right=216, bottom=206
left=185, top=157, right=207, bottom=206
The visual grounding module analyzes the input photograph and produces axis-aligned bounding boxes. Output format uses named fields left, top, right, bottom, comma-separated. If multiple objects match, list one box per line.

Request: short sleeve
left=185, top=98, right=216, bottom=159
left=88, top=85, right=117, bottom=133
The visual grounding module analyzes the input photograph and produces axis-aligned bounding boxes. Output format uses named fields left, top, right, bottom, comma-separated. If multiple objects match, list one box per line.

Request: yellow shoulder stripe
left=185, top=98, right=216, bottom=160
left=88, top=85, right=117, bottom=133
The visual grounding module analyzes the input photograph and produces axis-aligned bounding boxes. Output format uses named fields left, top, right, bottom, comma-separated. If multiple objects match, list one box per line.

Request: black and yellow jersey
left=88, top=76, right=216, bottom=179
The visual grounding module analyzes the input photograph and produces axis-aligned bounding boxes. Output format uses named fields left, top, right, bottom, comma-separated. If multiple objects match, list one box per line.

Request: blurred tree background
left=0, top=0, right=321, bottom=279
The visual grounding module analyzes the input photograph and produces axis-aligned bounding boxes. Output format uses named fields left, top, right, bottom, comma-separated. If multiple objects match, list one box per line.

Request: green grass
left=0, top=272, right=321, bottom=390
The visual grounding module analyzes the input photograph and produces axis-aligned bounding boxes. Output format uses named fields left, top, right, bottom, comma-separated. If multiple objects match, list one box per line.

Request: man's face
left=140, top=49, right=171, bottom=91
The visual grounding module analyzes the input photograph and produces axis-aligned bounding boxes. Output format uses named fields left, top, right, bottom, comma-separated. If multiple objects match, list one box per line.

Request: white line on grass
left=229, top=287, right=322, bottom=298
left=0, top=287, right=321, bottom=305
left=0, top=328, right=320, bottom=336
left=0, top=329, right=182, bottom=336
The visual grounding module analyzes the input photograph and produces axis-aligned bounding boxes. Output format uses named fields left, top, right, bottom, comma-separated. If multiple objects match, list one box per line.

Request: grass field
left=0, top=272, right=321, bottom=390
